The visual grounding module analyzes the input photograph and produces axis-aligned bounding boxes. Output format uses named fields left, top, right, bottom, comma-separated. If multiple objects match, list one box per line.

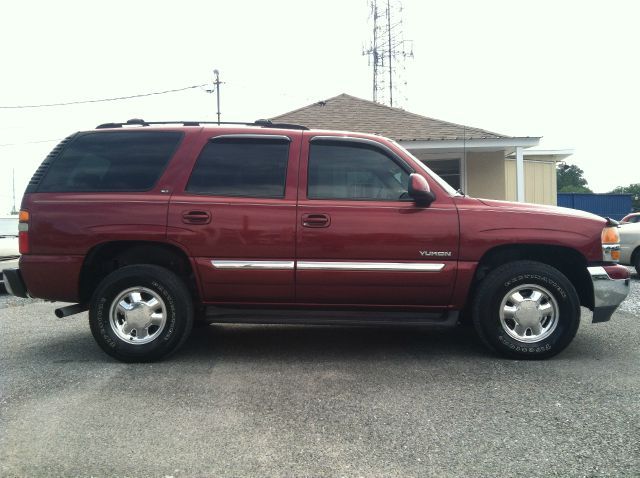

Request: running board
left=203, top=307, right=459, bottom=327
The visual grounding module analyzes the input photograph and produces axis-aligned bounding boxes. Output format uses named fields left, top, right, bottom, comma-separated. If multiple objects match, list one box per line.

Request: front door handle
left=182, top=210, right=211, bottom=225
left=302, top=213, right=330, bottom=228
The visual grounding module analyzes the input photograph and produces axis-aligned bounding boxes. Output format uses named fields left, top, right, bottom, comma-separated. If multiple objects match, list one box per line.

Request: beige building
left=271, top=94, right=572, bottom=205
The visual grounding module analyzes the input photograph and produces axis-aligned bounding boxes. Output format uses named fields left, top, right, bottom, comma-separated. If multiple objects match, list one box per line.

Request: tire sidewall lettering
left=150, top=280, right=177, bottom=342
left=497, top=333, right=553, bottom=353
left=503, top=274, right=567, bottom=299
left=96, top=296, right=117, bottom=349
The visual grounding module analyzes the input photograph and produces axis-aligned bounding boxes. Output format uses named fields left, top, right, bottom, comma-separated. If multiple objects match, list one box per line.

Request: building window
left=422, top=159, right=461, bottom=191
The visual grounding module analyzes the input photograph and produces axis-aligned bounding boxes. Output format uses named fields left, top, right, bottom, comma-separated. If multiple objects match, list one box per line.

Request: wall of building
left=505, top=156, right=558, bottom=205
left=465, top=152, right=506, bottom=200
left=407, top=149, right=558, bottom=205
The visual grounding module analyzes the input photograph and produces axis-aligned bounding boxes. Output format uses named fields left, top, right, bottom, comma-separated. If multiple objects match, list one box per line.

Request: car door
left=167, top=130, right=301, bottom=303
left=295, top=134, right=459, bottom=307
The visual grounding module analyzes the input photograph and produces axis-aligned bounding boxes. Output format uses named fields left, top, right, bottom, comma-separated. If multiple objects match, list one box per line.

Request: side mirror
left=408, top=173, right=436, bottom=206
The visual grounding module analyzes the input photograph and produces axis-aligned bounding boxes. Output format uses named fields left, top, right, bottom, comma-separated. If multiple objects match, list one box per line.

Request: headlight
left=601, top=225, right=620, bottom=262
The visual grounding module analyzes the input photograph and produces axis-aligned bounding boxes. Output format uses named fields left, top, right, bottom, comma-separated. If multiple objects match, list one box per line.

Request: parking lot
left=1, top=273, right=638, bottom=477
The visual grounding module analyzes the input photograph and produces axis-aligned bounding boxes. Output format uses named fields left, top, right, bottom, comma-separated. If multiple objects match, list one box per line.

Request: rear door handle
left=182, top=210, right=211, bottom=225
left=302, top=213, right=330, bottom=228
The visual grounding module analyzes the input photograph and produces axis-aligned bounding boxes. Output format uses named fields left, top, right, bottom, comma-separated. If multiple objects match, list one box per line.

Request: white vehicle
left=0, top=215, right=19, bottom=292
left=0, top=215, right=18, bottom=236
left=619, top=222, right=640, bottom=275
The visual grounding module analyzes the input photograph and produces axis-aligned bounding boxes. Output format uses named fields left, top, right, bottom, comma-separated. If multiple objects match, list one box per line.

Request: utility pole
left=214, top=69, right=221, bottom=125
left=10, top=169, right=17, bottom=215
left=206, top=69, right=223, bottom=124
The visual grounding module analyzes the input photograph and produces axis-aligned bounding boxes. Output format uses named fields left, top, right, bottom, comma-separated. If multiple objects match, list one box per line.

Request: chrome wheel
left=109, top=287, right=167, bottom=345
left=499, top=284, right=559, bottom=343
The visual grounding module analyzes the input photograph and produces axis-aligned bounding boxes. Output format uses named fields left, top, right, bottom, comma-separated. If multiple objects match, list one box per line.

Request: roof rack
left=96, top=118, right=308, bottom=130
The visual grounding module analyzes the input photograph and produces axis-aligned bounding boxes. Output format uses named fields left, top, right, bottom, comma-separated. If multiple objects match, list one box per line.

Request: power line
left=0, top=138, right=62, bottom=147
left=0, top=84, right=206, bottom=109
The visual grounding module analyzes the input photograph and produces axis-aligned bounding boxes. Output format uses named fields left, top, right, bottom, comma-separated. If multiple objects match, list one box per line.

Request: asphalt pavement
left=1, top=276, right=638, bottom=477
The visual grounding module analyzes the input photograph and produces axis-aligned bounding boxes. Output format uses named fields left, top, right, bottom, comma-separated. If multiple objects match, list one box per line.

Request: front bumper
left=588, top=265, right=631, bottom=323
left=1, top=268, right=28, bottom=298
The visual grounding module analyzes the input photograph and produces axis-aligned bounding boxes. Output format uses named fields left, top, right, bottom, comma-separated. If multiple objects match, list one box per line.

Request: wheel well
left=79, top=241, right=198, bottom=304
left=631, top=246, right=640, bottom=266
left=467, top=244, right=594, bottom=312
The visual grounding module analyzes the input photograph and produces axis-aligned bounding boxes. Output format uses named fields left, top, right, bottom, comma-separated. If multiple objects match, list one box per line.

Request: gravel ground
left=0, top=294, right=41, bottom=309
left=618, top=267, right=639, bottom=314
left=0, top=278, right=639, bottom=478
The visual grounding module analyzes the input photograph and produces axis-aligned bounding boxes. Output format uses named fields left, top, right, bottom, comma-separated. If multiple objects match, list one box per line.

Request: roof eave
left=398, top=137, right=541, bottom=153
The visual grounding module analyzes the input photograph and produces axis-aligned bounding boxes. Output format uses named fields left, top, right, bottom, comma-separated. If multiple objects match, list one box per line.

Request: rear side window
left=37, top=131, right=183, bottom=192
left=186, top=137, right=290, bottom=198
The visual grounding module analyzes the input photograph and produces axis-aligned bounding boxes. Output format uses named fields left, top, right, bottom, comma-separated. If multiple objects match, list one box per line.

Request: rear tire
left=472, top=260, right=580, bottom=359
left=89, top=265, right=193, bottom=362
left=634, top=252, right=640, bottom=276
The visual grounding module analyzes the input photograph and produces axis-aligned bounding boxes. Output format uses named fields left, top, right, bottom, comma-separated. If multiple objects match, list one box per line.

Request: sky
left=1, top=0, right=639, bottom=214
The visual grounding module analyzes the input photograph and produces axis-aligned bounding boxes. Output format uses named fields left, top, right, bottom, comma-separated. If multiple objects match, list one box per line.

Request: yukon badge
left=420, top=251, right=452, bottom=257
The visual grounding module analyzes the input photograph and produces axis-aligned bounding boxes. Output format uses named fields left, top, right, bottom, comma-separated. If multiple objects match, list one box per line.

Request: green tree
left=609, top=183, right=640, bottom=212
left=556, top=163, right=592, bottom=193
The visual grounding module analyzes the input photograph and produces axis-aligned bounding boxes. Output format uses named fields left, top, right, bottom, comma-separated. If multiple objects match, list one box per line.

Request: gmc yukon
left=3, top=119, right=630, bottom=362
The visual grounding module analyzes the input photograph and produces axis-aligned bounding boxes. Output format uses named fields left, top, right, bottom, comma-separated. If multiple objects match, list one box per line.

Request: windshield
left=390, top=140, right=461, bottom=196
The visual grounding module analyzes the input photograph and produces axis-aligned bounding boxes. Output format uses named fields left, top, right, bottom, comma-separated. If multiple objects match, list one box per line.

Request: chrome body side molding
left=211, top=260, right=295, bottom=270
left=296, top=261, right=445, bottom=272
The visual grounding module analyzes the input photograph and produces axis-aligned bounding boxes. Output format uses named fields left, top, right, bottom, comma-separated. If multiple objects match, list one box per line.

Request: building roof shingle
left=270, top=93, right=507, bottom=141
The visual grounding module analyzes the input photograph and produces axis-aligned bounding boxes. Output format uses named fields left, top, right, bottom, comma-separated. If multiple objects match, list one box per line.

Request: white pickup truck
left=0, top=216, right=19, bottom=292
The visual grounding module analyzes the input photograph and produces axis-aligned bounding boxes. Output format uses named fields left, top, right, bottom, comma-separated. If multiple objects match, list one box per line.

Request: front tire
left=472, top=260, right=580, bottom=359
left=89, top=265, right=193, bottom=362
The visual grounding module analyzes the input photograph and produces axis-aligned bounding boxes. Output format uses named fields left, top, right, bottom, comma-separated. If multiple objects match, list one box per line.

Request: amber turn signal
left=19, top=210, right=29, bottom=222
left=601, top=226, right=619, bottom=244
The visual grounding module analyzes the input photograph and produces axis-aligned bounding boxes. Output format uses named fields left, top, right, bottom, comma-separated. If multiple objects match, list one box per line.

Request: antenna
left=362, top=0, right=413, bottom=107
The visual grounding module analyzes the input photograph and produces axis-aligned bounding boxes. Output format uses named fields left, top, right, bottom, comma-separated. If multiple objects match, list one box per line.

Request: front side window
left=308, top=141, right=410, bottom=200
left=186, top=137, right=290, bottom=198
left=38, top=131, right=183, bottom=192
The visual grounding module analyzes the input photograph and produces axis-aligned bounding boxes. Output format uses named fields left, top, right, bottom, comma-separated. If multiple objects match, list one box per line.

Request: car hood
left=476, top=198, right=605, bottom=223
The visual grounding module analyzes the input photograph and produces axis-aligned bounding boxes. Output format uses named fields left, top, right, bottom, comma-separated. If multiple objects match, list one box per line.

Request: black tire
left=89, top=265, right=193, bottom=362
left=634, top=252, right=640, bottom=277
left=472, top=260, right=580, bottom=359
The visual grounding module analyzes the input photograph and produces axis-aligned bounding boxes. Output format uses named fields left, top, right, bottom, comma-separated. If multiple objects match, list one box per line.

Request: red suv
left=3, top=119, right=630, bottom=362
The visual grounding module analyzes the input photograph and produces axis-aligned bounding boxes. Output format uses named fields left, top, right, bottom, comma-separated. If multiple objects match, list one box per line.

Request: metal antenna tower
left=362, top=0, right=413, bottom=107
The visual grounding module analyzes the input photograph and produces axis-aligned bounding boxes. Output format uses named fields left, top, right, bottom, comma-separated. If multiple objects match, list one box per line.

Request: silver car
left=619, top=222, right=640, bottom=275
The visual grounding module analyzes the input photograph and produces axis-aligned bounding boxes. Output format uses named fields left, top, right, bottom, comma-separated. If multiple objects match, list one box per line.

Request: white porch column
left=516, top=146, right=525, bottom=202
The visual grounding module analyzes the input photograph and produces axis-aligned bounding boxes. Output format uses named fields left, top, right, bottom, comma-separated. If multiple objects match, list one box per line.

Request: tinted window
left=38, top=131, right=182, bottom=192
left=186, top=138, right=290, bottom=198
left=308, top=142, right=410, bottom=200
